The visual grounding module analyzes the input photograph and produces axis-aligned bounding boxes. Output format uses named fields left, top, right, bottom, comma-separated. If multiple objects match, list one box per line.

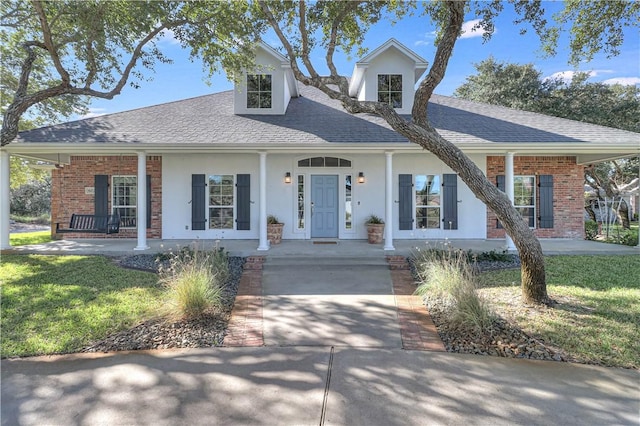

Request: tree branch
left=32, top=0, right=70, bottom=86
left=297, top=1, right=319, bottom=79
left=412, top=0, right=465, bottom=127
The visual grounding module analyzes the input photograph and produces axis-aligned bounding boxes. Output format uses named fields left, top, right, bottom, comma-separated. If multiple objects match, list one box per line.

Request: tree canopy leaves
left=0, top=0, right=261, bottom=146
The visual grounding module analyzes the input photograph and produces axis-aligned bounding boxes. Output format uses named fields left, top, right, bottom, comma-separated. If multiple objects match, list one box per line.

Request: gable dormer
left=348, top=38, right=428, bottom=114
left=234, top=42, right=299, bottom=115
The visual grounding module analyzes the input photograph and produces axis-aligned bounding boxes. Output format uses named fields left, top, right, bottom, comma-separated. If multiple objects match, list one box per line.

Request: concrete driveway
left=2, top=348, right=638, bottom=425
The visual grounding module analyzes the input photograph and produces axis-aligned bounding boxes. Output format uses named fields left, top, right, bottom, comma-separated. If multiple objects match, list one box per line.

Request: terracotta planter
left=267, top=223, right=284, bottom=244
left=366, top=223, right=385, bottom=244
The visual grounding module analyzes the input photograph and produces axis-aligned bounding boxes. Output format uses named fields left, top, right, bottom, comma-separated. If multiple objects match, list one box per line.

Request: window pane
left=390, top=75, right=402, bottom=91
left=310, top=157, right=324, bottom=167
left=298, top=158, right=310, bottom=167
left=378, top=92, right=389, bottom=104
left=247, top=93, right=259, bottom=108
left=112, top=176, right=137, bottom=228
left=208, top=175, right=234, bottom=228
left=259, top=93, right=272, bottom=108
left=345, top=175, right=352, bottom=230
left=247, top=75, right=259, bottom=91
left=325, top=157, right=339, bottom=167
left=297, top=175, right=305, bottom=229
left=378, top=74, right=389, bottom=91
left=390, top=92, right=402, bottom=108
left=339, top=159, right=351, bottom=167
left=259, top=75, right=272, bottom=91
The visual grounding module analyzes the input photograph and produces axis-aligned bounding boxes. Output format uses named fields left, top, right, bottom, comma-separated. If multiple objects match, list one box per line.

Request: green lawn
left=9, top=230, right=52, bottom=246
left=1, top=255, right=161, bottom=357
left=478, top=255, right=640, bottom=369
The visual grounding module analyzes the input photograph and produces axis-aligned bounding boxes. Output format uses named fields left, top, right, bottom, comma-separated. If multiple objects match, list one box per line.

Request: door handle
left=311, top=201, right=315, bottom=216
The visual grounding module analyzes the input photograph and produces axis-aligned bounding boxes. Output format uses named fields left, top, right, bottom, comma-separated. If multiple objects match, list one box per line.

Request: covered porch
left=3, top=238, right=638, bottom=258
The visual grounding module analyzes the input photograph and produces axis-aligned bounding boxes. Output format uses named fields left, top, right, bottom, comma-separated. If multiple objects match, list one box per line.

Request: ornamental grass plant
left=414, top=244, right=495, bottom=334
left=158, top=247, right=229, bottom=319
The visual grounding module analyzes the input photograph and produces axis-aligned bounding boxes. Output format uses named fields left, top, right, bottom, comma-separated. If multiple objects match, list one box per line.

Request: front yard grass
left=1, top=254, right=160, bottom=358
left=477, top=255, right=640, bottom=369
left=9, top=230, right=52, bottom=246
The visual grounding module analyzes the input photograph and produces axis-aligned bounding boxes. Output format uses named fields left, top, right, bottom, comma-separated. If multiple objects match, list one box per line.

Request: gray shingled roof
left=14, top=84, right=639, bottom=148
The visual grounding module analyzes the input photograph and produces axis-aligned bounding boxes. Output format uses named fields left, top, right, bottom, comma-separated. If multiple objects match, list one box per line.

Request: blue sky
left=82, top=2, right=639, bottom=119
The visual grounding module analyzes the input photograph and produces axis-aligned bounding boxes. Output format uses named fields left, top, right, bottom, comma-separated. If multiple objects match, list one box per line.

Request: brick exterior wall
left=486, top=156, right=585, bottom=239
left=51, top=156, right=162, bottom=239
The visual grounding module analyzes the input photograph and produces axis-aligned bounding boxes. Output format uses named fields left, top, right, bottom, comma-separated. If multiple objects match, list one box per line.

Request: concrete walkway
left=2, top=347, right=638, bottom=425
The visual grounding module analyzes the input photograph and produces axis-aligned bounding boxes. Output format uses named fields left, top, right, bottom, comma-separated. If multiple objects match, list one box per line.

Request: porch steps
left=264, top=256, right=389, bottom=267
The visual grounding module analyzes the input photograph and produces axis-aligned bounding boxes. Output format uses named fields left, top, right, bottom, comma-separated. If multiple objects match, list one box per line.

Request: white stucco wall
left=162, top=152, right=487, bottom=241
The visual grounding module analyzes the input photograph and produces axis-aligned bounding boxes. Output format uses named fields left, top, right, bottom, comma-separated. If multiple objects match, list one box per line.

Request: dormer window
left=247, top=74, right=272, bottom=108
left=377, top=74, right=402, bottom=108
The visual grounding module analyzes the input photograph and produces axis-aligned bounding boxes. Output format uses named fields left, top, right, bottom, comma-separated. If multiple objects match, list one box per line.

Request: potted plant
left=365, top=214, right=385, bottom=244
left=267, top=214, right=284, bottom=245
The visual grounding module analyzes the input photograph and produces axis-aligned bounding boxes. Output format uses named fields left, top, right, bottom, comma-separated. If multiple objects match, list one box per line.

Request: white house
left=2, top=39, right=638, bottom=251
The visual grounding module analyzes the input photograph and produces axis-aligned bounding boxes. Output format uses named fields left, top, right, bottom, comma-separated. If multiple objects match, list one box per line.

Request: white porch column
left=134, top=152, right=149, bottom=251
left=636, top=155, right=640, bottom=249
left=257, top=151, right=269, bottom=251
left=384, top=151, right=395, bottom=251
left=0, top=150, right=10, bottom=250
left=505, top=152, right=516, bottom=251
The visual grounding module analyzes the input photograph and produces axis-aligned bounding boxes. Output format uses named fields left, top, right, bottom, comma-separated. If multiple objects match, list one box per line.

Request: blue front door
left=311, top=175, right=338, bottom=238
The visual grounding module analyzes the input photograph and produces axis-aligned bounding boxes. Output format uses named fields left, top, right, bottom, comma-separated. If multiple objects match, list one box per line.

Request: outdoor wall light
left=357, top=172, right=365, bottom=184
left=284, top=172, right=292, bottom=184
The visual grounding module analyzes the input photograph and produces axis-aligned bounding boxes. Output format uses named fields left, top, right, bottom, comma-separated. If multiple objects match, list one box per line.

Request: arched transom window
left=297, top=157, right=352, bottom=167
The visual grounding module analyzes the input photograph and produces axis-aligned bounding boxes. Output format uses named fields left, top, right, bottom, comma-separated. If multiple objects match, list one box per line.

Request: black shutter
left=236, top=174, right=251, bottom=230
left=399, top=174, right=413, bottom=230
left=95, top=175, right=108, bottom=215
left=146, top=175, right=151, bottom=229
left=442, top=174, right=458, bottom=230
left=191, top=174, right=206, bottom=230
left=496, top=175, right=505, bottom=229
left=538, top=175, right=554, bottom=228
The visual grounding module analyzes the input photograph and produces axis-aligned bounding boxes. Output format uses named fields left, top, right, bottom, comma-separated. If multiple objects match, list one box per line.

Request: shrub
left=585, top=220, right=598, bottom=240
left=10, top=178, right=51, bottom=217
left=158, top=247, right=229, bottom=319
left=413, top=245, right=495, bottom=333
left=615, top=230, right=639, bottom=247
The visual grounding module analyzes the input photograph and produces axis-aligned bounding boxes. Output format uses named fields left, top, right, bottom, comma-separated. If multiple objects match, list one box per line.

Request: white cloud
left=157, top=28, right=179, bottom=45
left=80, top=108, right=107, bottom=119
left=414, top=31, right=437, bottom=46
left=459, top=19, right=491, bottom=40
left=545, top=69, right=618, bottom=83
left=603, top=77, right=640, bottom=86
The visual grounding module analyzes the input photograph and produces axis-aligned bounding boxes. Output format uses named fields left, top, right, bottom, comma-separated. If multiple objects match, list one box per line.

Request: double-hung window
left=377, top=74, right=402, bottom=108
left=112, top=176, right=137, bottom=227
left=247, top=74, right=272, bottom=108
left=209, top=175, right=234, bottom=229
left=514, top=176, right=536, bottom=227
left=415, top=174, right=440, bottom=229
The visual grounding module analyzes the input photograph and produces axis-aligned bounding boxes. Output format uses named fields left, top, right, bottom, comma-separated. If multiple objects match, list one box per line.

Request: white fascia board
left=348, top=64, right=367, bottom=97
left=5, top=142, right=638, bottom=158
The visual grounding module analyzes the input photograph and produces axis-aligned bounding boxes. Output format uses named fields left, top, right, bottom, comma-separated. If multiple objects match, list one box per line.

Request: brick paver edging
left=386, top=256, right=446, bottom=352
left=223, top=256, right=265, bottom=347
